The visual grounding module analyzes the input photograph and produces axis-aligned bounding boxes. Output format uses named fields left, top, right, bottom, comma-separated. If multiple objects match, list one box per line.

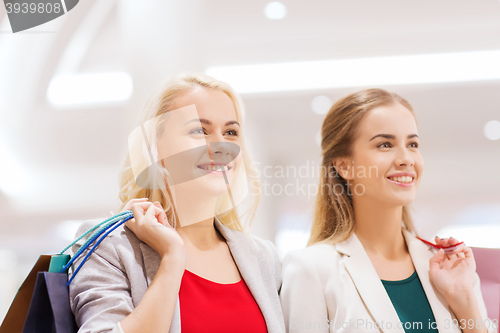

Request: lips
left=386, top=175, right=414, bottom=187
left=197, top=163, right=232, bottom=174
left=387, top=175, right=414, bottom=184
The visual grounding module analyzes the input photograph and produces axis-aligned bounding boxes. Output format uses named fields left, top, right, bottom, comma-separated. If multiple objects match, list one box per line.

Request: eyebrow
left=184, top=118, right=240, bottom=127
left=369, top=134, right=419, bottom=141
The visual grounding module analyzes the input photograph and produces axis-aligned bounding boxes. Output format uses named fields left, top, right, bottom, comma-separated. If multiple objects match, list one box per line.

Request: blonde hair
left=308, top=88, right=417, bottom=245
left=117, top=73, right=261, bottom=231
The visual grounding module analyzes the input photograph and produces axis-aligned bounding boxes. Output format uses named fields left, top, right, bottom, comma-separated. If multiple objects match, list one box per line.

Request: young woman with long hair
left=68, top=73, right=285, bottom=333
left=280, top=89, right=493, bottom=333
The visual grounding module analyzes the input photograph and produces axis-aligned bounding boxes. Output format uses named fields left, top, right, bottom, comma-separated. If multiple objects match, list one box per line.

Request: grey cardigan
left=68, top=217, right=285, bottom=333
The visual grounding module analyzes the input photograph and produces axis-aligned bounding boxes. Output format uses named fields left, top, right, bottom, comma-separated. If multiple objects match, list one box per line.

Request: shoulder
left=249, top=234, right=279, bottom=258
left=218, top=222, right=279, bottom=260
left=226, top=227, right=280, bottom=266
left=282, top=242, right=340, bottom=280
left=222, top=227, right=282, bottom=286
left=284, top=242, right=338, bottom=266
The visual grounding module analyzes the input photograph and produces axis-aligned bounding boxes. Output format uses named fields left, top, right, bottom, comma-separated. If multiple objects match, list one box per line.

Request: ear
left=332, top=157, right=354, bottom=180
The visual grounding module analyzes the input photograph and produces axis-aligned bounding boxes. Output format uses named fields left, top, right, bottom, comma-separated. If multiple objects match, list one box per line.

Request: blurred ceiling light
left=47, top=72, right=133, bottom=107
left=484, top=120, right=500, bottom=140
left=264, top=2, right=287, bottom=20
left=311, top=95, right=332, bottom=115
left=206, top=50, right=500, bottom=94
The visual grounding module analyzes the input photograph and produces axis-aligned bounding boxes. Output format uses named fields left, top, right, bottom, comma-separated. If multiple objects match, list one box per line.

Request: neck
left=171, top=183, right=222, bottom=249
left=176, top=217, right=223, bottom=250
left=352, top=194, right=407, bottom=259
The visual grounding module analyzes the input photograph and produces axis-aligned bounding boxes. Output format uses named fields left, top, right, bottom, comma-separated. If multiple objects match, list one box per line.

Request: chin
left=198, top=179, right=231, bottom=198
left=392, top=196, right=415, bottom=207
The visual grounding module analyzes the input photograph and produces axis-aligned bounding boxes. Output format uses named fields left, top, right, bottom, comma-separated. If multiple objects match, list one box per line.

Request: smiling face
left=337, top=102, right=424, bottom=207
left=157, top=86, right=243, bottom=198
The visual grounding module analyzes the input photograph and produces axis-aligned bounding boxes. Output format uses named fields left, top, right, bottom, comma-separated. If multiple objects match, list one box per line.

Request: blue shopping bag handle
left=59, top=211, right=134, bottom=283
left=66, top=215, right=133, bottom=286
left=59, top=211, right=133, bottom=256
left=60, top=211, right=133, bottom=273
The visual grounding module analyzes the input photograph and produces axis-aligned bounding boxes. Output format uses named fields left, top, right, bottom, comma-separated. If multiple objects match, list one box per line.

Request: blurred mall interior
left=0, top=0, right=500, bottom=322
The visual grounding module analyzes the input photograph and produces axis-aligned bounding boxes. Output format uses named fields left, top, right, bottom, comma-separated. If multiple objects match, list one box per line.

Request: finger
left=442, top=256, right=457, bottom=269
left=448, top=237, right=461, bottom=246
left=131, top=202, right=147, bottom=218
left=153, top=201, right=167, bottom=224
left=440, top=237, right=451, bottom=247
left=463, top=246, right=474, bottom=260
left=446, top=252, right=458, bottom=261
left=145, top=204, right=156, bottom=217
left=149, top=204, right=166, bottom=220
left=435, top=236, right=449, bottom=247
left=123, top=198, right=149, bottom=210
left=449, top=243, right=465, bottom=254
left=429, top=249, right=445, bottom=269
left=132, top=202, right=156, bottom=211
left=154, top=206, right=167, bottom=225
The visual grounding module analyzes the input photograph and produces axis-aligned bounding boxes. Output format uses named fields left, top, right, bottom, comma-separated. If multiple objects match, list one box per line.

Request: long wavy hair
left=308, top=88, right=417, bottom=245
left=117, top=73, right=261, bottom=231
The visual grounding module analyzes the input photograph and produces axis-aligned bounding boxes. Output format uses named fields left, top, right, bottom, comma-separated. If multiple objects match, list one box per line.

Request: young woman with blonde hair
left=68, top=73, right=285, bottom=333
left=280, top=89, right=494, bottom=333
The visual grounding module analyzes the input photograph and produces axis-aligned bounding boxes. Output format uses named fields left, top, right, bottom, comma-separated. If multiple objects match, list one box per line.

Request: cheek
left=414, top=154, right=424, bottom=174
left=231, top=153, right=243, bottom=173
left=355, top=155, right=389, bottom=182
left=158, top=137, right=207, bottom=160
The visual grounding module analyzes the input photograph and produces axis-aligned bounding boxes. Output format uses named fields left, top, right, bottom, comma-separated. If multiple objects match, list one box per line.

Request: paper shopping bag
left=0, top=255, right=52, bottom=333
left=22, top=272, right=77, bottom=333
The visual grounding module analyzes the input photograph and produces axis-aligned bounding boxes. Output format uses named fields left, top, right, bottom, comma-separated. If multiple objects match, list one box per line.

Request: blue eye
left=189, top=128, right=205, bottom=135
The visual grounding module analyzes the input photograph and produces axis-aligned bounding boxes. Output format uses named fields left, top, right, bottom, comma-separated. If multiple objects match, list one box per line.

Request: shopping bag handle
left=67, top=215, right=134, bottom=286
left=60, top=211, right=133, bottom=274
left=58, top=210, right=133, bottom=255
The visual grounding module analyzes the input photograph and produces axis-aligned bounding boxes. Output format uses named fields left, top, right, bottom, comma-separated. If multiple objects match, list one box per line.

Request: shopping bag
left=22, top=272, right=77, bottom=333
left=472, top=247, right=500, bottom=324
left=0, top=211, right=133, bottom=333
left=0, top=255, right=52, bottom=333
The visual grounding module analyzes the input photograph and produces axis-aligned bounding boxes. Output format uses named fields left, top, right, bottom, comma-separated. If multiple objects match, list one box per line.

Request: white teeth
left=199, top=165, right=229, bottom=172
left=389, top=176, right=413, bottom=183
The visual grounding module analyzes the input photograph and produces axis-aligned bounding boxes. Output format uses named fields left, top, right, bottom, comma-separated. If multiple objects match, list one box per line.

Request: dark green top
left=381, top=270, right=439, bottom=333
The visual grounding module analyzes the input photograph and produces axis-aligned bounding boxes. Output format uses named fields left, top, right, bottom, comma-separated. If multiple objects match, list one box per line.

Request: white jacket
left=280, top=228, right=495, bottom=333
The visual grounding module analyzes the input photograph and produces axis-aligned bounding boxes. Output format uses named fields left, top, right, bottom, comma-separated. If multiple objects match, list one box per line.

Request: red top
left=179, top=269, right=268, bottom=333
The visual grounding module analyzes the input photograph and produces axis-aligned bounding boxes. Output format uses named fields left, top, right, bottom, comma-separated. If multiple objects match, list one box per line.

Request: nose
left=207, top=136, right=240, bottom=161
left=395, top=145, right=415, bottom=167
